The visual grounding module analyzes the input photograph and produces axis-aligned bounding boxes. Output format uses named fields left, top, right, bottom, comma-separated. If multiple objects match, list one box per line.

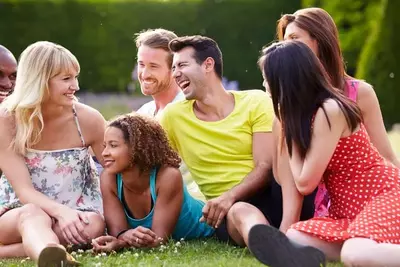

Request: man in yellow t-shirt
left=132, top=28, right=203, bottom=199
left=160, top=35, right=280, bottom=248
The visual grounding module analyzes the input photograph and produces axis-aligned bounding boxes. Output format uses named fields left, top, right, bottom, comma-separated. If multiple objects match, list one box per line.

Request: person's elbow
left=294, top=176, right=317, bottom=196
left=255, top=161, right=272, bottom=178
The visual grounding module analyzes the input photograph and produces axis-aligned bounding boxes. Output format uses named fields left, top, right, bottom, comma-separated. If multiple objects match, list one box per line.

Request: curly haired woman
left=92, top=113, right=214, bottom=252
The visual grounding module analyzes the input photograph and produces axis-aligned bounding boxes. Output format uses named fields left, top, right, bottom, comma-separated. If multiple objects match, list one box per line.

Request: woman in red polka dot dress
left=248, top=40, right=400, bottom=267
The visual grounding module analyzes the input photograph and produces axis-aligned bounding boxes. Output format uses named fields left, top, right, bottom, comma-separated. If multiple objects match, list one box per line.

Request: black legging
left=249, top=177, right=316, bottom=228
left=215, top=171, right=317, bottom=243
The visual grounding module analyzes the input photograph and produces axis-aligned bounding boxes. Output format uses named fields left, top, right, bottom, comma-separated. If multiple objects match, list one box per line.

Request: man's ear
left=203, top=57, right=215, bottom=73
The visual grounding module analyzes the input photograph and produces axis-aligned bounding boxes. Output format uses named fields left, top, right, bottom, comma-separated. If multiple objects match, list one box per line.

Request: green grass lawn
left=1, top=239, right=343, bottom=267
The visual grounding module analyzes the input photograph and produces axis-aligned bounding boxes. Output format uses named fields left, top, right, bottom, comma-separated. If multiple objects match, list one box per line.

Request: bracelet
left=116, top=229, right=129, bottom=238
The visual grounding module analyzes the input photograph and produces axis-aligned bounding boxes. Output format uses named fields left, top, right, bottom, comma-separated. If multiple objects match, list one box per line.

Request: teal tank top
left=117, top=168, right=214, bottom=240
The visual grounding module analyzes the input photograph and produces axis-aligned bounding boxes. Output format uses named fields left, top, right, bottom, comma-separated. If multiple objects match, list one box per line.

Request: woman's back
left=325, top=124, right=400, bottom=219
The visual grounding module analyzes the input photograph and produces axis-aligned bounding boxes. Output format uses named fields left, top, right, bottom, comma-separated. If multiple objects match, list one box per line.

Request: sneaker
left=248, top=224, right=326, bottom=267
left=38, top=244, right=81, bottom=267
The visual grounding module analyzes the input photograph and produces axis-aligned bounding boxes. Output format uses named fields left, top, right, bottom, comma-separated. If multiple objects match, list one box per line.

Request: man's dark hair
left=169, top=35, right=223, bottom=79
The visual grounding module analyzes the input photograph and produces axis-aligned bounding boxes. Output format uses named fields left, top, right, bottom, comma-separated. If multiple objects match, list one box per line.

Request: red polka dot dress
left=291, top=124, right=400, bottom=243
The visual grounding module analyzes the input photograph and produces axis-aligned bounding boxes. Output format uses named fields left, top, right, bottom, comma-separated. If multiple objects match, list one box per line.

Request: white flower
left=175, top=241, right=181, bottom=247
left=77, top=249, right=84, bottom=253
left=101, top=252, right=107, bottom=257
left=134, top=253, right=139, bottom=258
left=180, top=238, right=185, bottom=242
left=94, top=263, right=102, bottom=267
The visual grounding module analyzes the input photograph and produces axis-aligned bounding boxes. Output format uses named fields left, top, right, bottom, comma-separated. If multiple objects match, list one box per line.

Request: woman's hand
left=118, top=226, right=159, bottom=248
left=54, top=207, right=91, bottom=245
left=92, top=235, right=125, bottom=253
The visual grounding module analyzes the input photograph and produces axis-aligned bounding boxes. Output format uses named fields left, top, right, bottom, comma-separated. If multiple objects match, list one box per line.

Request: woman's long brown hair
left=277, top=8, right=352, bottom=94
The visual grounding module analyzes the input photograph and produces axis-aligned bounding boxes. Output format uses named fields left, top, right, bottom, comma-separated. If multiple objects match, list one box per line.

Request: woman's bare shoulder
left=156, top=166, right=182, bottom=192
left=0, top=109, right=15, bottom=146
left=0, top=109, right=15, bottom=131
left=73, top=102, right=106, bottom=138
left=356, top=81, right=376, bottom=101
left=74, top=102, right=105, bottom=123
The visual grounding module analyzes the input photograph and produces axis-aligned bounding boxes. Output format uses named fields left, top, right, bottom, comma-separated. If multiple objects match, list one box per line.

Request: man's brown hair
left=135, top=28, right=178, bottom=68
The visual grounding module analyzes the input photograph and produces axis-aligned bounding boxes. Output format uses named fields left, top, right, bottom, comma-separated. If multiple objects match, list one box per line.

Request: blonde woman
left=0, top=41, right=105, bottom=266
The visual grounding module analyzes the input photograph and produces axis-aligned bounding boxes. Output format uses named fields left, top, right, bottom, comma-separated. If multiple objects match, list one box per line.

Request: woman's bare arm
left=100, top=171, right=130, bottom=237
left=151, top=167, right=184, bottom=241
left=357, top=81, right=399, bottom=167
left=0, top=116, right=64, bottom=215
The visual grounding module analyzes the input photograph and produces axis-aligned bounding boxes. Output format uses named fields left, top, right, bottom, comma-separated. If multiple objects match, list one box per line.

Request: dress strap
left=345, top=79, right=359, bottom=102
left=149, top=168, right=158, bottom=203
left=72, top=105, right=86, bottom=147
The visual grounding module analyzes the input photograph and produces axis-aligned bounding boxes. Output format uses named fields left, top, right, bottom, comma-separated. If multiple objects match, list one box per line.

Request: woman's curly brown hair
left=108, top=113, right=181, bottom=171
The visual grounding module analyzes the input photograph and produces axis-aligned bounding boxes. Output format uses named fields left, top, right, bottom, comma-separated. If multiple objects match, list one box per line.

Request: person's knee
left=286, top=229, right=305, bottom=243
left=83, top=213, right=105, bottom=239
left=341, top=240, right=370, bottom=267
left=18, top=204, right=50, bottom=228
left=228, top=202, right=254, bottom=220
left=18, top=204, right=48, bottom=221
left=227, top=202, right=266, bottom=224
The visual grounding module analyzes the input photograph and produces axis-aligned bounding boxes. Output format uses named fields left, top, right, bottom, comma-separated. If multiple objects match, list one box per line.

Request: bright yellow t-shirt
left=160, top=90, right=274, bottom=200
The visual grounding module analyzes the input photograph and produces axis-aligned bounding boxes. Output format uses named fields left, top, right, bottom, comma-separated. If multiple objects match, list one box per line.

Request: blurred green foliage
left=356, top=0, right=399, bottom=127
left=304, top=0, right=399, bottom=125
left=1, top=0, right=398, bottom=124
left=0, top=0, right=300, bottom=93
left=302, top=0, right=381, bottom=76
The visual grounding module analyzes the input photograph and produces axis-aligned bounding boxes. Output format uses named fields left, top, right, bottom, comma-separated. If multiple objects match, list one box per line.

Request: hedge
left=0, top=0, right=301, bottom=93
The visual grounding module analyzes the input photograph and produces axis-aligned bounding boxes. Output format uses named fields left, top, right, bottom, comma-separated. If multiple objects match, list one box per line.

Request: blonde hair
left=1, top=41, right=80, bottom=155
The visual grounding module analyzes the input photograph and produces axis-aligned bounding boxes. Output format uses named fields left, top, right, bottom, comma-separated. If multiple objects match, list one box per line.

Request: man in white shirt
left=135, top=28, right=184, bottom=118
left=134, top=29, right=202, bottom=199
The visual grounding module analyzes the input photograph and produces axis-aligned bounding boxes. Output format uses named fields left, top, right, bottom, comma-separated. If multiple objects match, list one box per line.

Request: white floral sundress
left=0, top=106, right=103, bottom=216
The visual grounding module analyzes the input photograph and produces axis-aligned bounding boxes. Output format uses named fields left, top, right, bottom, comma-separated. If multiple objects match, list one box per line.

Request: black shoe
left=248, top=224, right=326, bottom=267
